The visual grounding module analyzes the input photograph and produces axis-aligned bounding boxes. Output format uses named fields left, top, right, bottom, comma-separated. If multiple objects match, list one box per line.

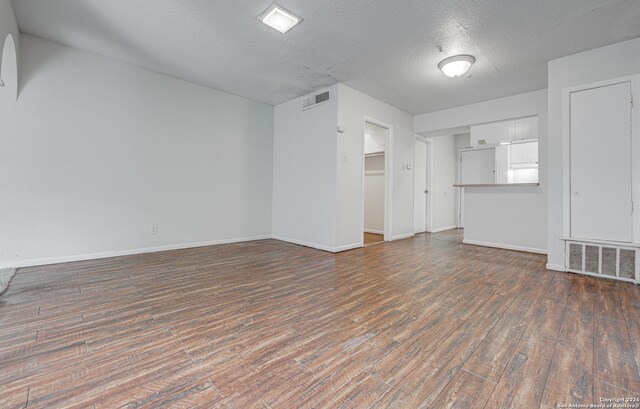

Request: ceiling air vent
left=302, top=90, right=330, bottom=111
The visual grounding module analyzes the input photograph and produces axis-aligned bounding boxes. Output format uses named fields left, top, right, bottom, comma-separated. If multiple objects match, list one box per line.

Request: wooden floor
left=1, top=231, right=640, bottom=408
left=364, top=233, right=384, bottom=246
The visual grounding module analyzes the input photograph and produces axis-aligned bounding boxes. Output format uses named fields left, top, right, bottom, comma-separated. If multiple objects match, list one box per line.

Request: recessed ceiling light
left=259, top=3, right=302, bottom=34
left=438, top=55, right=475, bottom=78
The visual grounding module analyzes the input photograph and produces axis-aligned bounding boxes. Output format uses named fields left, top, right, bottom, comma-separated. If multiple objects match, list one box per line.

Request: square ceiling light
left=259, top=3, right=302, bottom=33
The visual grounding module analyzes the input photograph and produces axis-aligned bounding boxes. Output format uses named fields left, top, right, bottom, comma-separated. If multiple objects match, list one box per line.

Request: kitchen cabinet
left=470, top=122, right=510, bottom=146
left=470, top=116, right=538, bottom=146
left=511, top=117, right=538, bottom=141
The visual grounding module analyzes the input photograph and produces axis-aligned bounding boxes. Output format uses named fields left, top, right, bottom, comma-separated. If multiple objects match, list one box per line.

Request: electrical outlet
left=151, top=226, right=158, bottom=235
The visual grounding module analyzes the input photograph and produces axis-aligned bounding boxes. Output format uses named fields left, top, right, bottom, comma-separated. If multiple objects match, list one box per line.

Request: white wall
left=272, top=85, right=339, bottom=251
left=364, top=155, right=385, bottom=233
left=0, top=0, right=18, bottom=100
left=336, top=83, right=415, bottom=247
left=415, top=90, right=547, bottom=134
left=547, top=38, right=640, bottom=270
left=463, top=186, right=547, bottom=253
left=0, top=0, right=18, bottom=66
left=364, top=134, right=385, bottom=154
left=415, top=89, right=548, bottom=253
left=428, top=135, right=458, bottom=231
left=272, top=84, right=414, bottom=251
left=0, top=36, right=274, bottom=268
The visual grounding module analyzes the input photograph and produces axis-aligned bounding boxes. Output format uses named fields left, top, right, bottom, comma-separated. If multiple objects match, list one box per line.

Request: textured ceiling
left=12, top=0, right=640, bottom=114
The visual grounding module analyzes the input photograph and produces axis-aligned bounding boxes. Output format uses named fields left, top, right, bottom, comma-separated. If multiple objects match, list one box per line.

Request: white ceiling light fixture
left=259, top=3, right=302, bottom=34
left=438, top=55, right=475, bottom=78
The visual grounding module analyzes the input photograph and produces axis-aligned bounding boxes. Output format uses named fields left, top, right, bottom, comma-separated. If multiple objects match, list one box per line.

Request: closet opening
left=363, top=120, right=390, bottom=246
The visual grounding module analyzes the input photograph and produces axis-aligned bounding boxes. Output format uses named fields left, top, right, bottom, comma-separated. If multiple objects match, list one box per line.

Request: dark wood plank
left=0, top=230, right=636, bottom=408
left=484, top=273, right=573, bottom=409
left=540, top=275, right=595, bottom=408
left=364, top=232, right=384, bottom=246
left=373, top=268, right=538, bottom=408
left=431, top=271, right=556, bottom=408
left=592, top=279, right=640, bottom=393
left=429, top=369, right=494, bottom=409
left=619, top=281, right=640, bottom=382
left=461, top=271, right=555, bottom=383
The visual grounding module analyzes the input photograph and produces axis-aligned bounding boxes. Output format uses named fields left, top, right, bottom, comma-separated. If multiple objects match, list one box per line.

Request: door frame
left=362, top=117, right=393, bottom=244
left=562, top=74, right=640, bottom=244
left=457, top=147, right=464, bottom=228
left=415, top=136, right=433, bottom=233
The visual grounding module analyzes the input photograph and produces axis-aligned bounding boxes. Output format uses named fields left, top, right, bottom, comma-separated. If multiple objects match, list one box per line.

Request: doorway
left=363, top=120, right=390, bottom=246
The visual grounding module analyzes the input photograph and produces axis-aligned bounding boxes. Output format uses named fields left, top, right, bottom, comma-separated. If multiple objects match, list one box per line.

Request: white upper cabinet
left=512, top=117, right=538, bottom=141
left=470, top=122, right=509, bottom=146
left=470, top=116, right=538, bottom=146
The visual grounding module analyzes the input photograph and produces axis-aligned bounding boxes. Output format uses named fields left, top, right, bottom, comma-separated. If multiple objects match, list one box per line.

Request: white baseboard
left=463, top=239, right=548, bottom=255
left=391, top=233, right=414, bottom=241
left=0, top=235, right=272, bottom=269
left=364, top=229, right=384, bottom=235
left=272, top=235, right=364, bottom=254
left=429, top=225, right=458, bottom=233
left=546, top=263, right=567, bottom=272
left=271, top=235, right=363, bottom=253
left=334, top=243, right=364, bottom=252
left=270, top=235, right=337, bottom=253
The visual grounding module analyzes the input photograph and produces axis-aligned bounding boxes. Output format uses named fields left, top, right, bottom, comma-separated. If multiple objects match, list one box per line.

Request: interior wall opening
left=363, top=121, right=389, bottom=246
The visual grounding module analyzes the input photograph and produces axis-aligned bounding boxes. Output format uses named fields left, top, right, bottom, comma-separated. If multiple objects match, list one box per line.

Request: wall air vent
left=565, top=239, right=638, bottom=283
left=302, top=90, right=330, bottom=111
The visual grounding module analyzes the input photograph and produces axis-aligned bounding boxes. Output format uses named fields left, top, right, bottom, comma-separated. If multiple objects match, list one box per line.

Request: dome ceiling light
left=438, top=55, right=475, bottom=78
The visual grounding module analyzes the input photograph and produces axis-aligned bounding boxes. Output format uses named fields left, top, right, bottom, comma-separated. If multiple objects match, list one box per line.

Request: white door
left=414, top=140, right=427, bottom=233
left=570, top=82, right=633, bottom=242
